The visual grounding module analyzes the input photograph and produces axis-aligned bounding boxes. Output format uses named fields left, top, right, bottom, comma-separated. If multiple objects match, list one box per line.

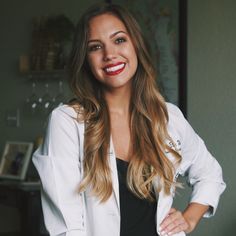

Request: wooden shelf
left=25, top=69, right=67, bottom=80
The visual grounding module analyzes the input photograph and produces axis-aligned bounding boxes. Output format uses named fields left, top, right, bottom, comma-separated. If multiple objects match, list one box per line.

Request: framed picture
left=108, top=0, right=187, bottom=116
left=0, top=141, right=34, bottom=180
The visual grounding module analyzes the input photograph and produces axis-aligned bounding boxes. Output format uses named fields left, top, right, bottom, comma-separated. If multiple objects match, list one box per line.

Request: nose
left=103, top=44, right=116, bottom=61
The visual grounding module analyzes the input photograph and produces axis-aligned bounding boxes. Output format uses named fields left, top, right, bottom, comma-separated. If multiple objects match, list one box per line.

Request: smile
left=103, top=63, right=126, bottom=75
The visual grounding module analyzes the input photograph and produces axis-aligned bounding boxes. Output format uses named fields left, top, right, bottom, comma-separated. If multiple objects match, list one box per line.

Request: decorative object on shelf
left=19, top=54, right=30, bottom=74
left=30, top=14, right=75, bottom=71
left=0, top=141, right=34, bottom=180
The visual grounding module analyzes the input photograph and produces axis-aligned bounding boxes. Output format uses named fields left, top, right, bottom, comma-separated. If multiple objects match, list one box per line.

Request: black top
left=116, top=158, right=159, bottom=236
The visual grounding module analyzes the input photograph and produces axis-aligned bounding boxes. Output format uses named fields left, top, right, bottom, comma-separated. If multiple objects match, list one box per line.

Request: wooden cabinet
left=0, top=181, right=48, bottom=236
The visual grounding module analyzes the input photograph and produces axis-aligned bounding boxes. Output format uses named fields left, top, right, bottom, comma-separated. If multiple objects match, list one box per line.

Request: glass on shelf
left=25, top=82, right=40, bottom=114
left=40, top=83, right=53, bottom=114
left=52, top=81, right=65, bottom=109
left=24, top=70, right=67, bottom=117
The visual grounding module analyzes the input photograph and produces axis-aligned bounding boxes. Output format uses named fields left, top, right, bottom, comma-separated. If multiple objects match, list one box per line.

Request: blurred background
left=0, top=0, right=235, bottom=235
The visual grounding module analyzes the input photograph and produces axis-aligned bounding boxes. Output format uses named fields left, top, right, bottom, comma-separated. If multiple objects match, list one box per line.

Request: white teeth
left=105, top=63, right=125, bottom=72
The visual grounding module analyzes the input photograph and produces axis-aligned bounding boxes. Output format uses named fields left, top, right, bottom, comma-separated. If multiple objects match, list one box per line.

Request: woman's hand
left=159, top=203, right=210, bottom=235
left=159, top=208, right=191, bottom=236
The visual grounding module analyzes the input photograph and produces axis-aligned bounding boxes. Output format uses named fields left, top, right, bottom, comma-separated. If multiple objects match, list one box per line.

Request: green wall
left=186, top=0, right=236, bottom=235
left=0, top=0, right=100, bottom=154
left=0, top=0, right=235, bottom=235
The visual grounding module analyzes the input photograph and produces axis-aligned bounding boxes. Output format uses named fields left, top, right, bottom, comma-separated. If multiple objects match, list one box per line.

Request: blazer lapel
left=109, top=137, right=120, bottom=210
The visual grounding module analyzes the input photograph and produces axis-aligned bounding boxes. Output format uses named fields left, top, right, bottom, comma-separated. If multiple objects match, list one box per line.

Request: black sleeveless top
left=116, top=158, right=159, bottom=236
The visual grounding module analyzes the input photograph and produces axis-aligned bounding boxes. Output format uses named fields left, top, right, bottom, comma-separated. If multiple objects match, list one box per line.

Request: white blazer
left=33, top=103, right=226, bottom=236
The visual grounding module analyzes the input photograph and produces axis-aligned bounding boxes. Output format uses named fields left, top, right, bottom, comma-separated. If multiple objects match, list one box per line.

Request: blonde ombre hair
left=68, top=3, right=181, bottom=202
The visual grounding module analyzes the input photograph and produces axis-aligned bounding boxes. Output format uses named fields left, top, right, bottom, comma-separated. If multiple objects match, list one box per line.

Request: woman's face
left=86, top=13, right=138, bottom=91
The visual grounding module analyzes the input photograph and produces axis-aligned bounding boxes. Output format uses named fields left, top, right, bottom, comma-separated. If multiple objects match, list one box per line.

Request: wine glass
left=40, top=83, right=53, bottom=114
left=25, top=82, right=39, bottom=114
left=52, top=81, right=65, bottom=108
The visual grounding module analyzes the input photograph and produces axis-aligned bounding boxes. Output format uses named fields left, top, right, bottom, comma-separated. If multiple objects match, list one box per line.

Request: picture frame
left=107, top=0, right=187, bottom=116
left=0, top=141, right=34, bottom=180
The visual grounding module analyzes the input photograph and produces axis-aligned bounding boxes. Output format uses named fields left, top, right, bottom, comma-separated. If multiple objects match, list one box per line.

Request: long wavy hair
left=68, top=3, right=181, bottom=202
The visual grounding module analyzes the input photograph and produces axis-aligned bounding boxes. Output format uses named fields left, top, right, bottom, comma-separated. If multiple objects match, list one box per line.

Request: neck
left=103, top=87, right=131, bottom=116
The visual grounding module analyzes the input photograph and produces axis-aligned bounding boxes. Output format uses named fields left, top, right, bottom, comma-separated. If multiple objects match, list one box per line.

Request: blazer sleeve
left=33, top=107, right=86, bottom=236
left=167, top=103, right=226, bottom=217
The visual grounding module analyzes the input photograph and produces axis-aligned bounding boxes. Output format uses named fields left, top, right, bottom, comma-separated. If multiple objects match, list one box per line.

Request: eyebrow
left=88, top=30, right=128, bottom=44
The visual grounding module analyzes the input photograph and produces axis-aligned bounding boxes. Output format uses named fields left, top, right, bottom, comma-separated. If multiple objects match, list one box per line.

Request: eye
left=115, top=37, right=126, bottom=44
left=87, top=44, right=102, bottom=52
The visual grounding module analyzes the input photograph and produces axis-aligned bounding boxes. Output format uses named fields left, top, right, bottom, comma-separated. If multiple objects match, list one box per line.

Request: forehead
left=88, top=13, right=128, bottom=38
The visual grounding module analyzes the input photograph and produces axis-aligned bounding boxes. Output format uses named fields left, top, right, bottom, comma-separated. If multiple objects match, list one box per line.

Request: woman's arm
left=159, top=203, right=209, bottom=235
left=33, top=106, right=86, bottom=236
left=161, top=103, right=226, bottom=235
left=183, top=202, right=209, bottom=233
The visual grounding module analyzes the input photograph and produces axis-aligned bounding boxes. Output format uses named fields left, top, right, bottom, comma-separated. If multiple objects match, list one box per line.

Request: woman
left=33, top=3, right=225, bottom=236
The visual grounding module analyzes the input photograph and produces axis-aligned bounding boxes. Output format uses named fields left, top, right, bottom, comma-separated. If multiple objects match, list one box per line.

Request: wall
left=180, top=0, right=236, bottom=235
left=0, top=0, right=100, bottom=154
left=0, top=0, right=98, bottom=232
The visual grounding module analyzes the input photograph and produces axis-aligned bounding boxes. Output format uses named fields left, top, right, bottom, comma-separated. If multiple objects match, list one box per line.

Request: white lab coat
left=33, top=103, right=226, bottom=236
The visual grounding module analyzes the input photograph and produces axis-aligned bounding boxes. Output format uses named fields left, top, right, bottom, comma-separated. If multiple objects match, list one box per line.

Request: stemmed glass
left=26, top=81, right=65, bottom=116
left=25, top=82, right=39, bottom=114
left=52, top=81, right=65, bottom=108
left=40, top=83, right=53, bottom=114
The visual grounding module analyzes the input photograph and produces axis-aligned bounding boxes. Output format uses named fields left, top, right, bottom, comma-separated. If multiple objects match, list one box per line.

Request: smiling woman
left=32, top=3, right=225, bottom=236
left=86, top=13, right=138, bottom=91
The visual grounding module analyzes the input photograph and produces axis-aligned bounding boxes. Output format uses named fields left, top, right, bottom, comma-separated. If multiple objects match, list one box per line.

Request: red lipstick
left=103, top=62, right=126, bottom=76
